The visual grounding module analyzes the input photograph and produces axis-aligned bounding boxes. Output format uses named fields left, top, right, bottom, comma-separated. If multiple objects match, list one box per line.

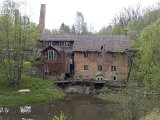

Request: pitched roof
left=37, top=34, right=78, bottom=41
left=38, top=34, right=131, bottom=52
left=73, top=35, right=131, bottom=52
left=41, top=45, right=62, bottom=53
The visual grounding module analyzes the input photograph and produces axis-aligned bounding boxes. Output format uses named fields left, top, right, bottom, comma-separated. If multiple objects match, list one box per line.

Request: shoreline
left=0, top=76, right=65, bottom=107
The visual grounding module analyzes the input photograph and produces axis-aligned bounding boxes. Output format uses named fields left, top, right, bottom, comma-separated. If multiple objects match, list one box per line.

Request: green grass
left=0, top=75, right=65, bottom=107
left=98, top=87, right=160, bottom=120
left=153, top=115, right=160, bottom=120
left=142, top=108, right=160, bottom=120
left=97, top=87, right=125, bottom=102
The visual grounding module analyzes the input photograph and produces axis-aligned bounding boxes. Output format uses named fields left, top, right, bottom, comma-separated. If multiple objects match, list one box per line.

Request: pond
left=0, top=94, right=120, bottom=120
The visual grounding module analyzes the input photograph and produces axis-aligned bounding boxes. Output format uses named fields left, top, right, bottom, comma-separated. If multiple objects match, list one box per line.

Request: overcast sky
left=1, top=0, right=159, bottom=31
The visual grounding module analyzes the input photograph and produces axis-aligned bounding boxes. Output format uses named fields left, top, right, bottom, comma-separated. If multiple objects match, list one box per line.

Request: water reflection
left=0, top=107, right=9, bottom=113
left=22, top=118, right=33, bottom=120
left=0, top=94, right=120, bottom=120
left=20, top=106, right=31, bottom=113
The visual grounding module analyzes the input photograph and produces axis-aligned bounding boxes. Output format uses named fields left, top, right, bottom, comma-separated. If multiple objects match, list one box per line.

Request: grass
left=97, top=87, right=125, bottom=102
left=141, top=108, right=160, bottom=120
left=98, top=87, right=160, bottom=120
left=0, top=75, right=65, bottom=107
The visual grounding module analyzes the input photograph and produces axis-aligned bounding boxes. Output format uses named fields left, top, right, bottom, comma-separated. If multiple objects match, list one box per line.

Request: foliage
left=127, top=8, right=160, bottom=41
left=113, top=4, right=141, bottom=30
left=97, top=87, right=125, bottom=102
left=53, top=111, right=67, bottom=120
left=74, top=11, right=91, bottom=34
left=45, top=11, right=92, bottom=35
left=0, top=0, right=37, bottom=88
left=0, top=75, right=65, bottom=107
left=98, top=25, right=113, bottom=35
left=112, top=24, right=122, bottom=34
left=119, top=15, right=160, bottom=120
left=60, top=22, right=71, bottom=34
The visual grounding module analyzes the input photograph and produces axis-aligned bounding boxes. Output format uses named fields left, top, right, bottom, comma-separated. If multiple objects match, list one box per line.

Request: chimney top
left=38, top=4, right=46, bottom=34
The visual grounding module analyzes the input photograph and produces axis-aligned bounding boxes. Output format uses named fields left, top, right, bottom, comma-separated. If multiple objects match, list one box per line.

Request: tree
left=127, top=8, right=160, bottom=41
left=45, top=28, right=53, bottom=34
left=71, top=25, right=76, bottom=34
left=113, top=4, right=141, bottom=30
left=112, top=24, right=122, bottom=34
left=139, top=18, right=160, bottom=84
left=74, top=12, right=89, bottom=34
left=59, top=22, right=71, bottom=34
left=122, top=17, right=160, bottom=120
left=98, top=25, right=113, bottom=35
left=0, top=0, right=37, bottom=88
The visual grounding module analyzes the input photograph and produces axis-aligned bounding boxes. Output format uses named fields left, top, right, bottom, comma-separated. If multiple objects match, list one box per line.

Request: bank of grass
left=98, top=87, right=159, bottom=120
left=0, top=75, right=65, bottom=107
left=141, top=108, right=160, bottom=120
left=97, top=87, right=125, bottom=102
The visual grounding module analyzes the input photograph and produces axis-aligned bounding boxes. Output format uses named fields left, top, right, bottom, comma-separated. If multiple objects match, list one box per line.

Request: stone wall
left=74, top=52, right=128, bottom=80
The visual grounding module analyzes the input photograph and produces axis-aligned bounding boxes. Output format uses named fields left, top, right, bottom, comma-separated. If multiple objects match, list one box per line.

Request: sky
left=0, top=0, right=159, bottom=31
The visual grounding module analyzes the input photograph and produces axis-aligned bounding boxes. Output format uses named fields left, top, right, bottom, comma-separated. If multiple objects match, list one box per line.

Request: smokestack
left=38, top=4, right=46, bottom=34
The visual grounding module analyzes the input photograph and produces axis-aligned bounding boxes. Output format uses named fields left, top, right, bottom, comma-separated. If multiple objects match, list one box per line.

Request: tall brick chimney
left=38, top=4, right=46, bottom=34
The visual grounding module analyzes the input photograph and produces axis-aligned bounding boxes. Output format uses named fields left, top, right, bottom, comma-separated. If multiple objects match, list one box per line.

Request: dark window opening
left=47, top=50, right=57, bottom=60
left=59, top=41, right=71, bottom=47
left=97, top=52, right=102, bottom=58
left=111, top=66, right=116, bottom=71
left=98, top=65, right=102, bottom=71
left=84, top=65, right=89, bottom=70
left=59, top=42, right=64, bottom=47
left=112, top=53, right=117, bottom=58
left=64, top=42, right=70, bottom=47
left=113, top=77, right=116, bottom=80
left=84, top=52, right=89, bottom=58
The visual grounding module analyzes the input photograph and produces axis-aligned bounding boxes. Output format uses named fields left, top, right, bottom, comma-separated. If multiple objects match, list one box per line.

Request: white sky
left=0, top=0, right=159, bottom=31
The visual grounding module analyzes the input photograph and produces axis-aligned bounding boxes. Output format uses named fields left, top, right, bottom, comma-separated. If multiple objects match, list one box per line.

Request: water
left=0, top=94, right=120, bottom=120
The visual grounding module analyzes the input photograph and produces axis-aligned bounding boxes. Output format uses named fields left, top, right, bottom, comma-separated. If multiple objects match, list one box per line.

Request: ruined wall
left=74, top=52, right=128, bottom=80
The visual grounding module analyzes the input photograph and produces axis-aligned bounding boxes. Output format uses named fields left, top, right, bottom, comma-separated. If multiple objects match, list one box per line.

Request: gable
left=41, top=45, right=62, bottom=54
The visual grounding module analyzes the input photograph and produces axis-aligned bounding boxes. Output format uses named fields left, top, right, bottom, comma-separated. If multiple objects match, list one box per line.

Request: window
left=98, top=65, right=102, bottom=71
left=97, top=52, right=102, bottom=58
left=47, top=50, right=57, bottom=60
left=84, top=52, right=89, bottom=58
left=48, top=42, right=52, bottom=46
left=113, top=77, right=116, bottom=80
left=45, top=42, right=53, bottom=46
left=44, top=64, right=49, bottom=73
left=45, top=42, right=48, bottom=46
left=112, top=53, right=117, bottom=58
left=59, top=42, right=70, bottom=47
left=111, top=66, right=116, bottom=71
left=64, top=42, right=70, bottom=47
left=84, top=65, right=89, bottom=70
left=59, top=42, right=64, bottom=47
left=52, top=42, right=56, bottom=46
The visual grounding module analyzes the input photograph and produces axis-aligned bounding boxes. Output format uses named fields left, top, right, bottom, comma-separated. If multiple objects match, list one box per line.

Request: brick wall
left=74, top=52, right=128, bottom=80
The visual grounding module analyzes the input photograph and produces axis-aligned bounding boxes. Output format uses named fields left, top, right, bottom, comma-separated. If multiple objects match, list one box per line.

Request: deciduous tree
left=0, top=0, right=37, bottom=87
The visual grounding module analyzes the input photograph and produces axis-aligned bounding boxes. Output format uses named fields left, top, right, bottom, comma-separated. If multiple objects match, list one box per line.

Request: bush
left=53, top=111, right=67, bottom=120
